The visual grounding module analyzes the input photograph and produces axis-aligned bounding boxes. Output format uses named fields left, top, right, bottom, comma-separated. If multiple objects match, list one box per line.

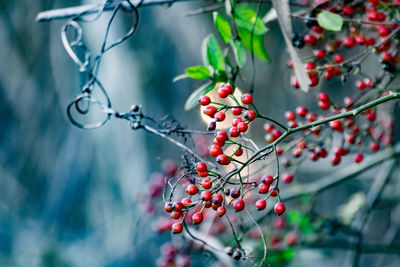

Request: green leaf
left=185, top=66, right=211, bottom=80
left=238, top=27, right=269, bottom=61
left=317, top=11, right=343, bottom=32
left=287, top=210, right=303, bottom=225
left=184, top=82, right=216, bottom=111
left=230, top=39, right=246, bottom=67
left=234, top=8, right=268, bottom=35
left=213, top=12, right=232, bottom=43
left=202, top=34, right=226, bottom=71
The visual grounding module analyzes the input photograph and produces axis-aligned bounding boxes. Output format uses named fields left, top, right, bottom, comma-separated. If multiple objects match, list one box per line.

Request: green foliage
left=185, top=66, right=211, bottom=80
left=231, top=39, right=246, bottom=67
left=213, top=12, right=232, bottom=43
left=317, top=11, right=343, bottom=32
left=184, top=82, right=216, bottom=111
left=287, top=209, right=316, bottom=235
left=202, top=34, right=226, bottom=71
left=266, top=248, right=296, bottom=266
left=234, top=8, right=268, bottom=35
left=238, top=27, right=269, bottom=61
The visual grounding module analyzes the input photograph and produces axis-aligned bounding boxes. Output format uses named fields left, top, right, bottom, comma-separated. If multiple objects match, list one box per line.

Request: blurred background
left=0, top=0, right=399, bottom=266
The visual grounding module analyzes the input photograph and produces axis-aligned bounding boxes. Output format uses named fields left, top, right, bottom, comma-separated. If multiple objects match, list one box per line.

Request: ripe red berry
left=303, top=33, right=317, bottom=46
left=291, top=75, right=300, bottom=88
left=318, top=100, right=330, bottom=110
left=237, top=122, right=248, bottom=132
left=316, top=147, right=328, bottom=158
left=209, top=145, right=223, bottom=157
left=230, top=189, right=240, bottom=199
left=165, top=203, right=173, bottom=213
left=285, top=111, right=296, bottom=121
left=312, top=25, right=324, bottom=34
left=230, top=127, right=240, bottom=137
left=314, top=49, right=326, bottom=59
left=274, top=217, right=285, bottom=228
left=264, top=123, right=275, bottom=133
left=330, top=120, right=343, bottom=132
left=355, top=35, right=365, bottom=44
left=220, top=83, right=233, bottom=95
left=234, top=199, right=245, bottom=211
left=296, top=106, right=308, bottom=117
left=272, top=129, right=282, bottom=139
left=217, top=206, right=226, bottom=217
left=218, top=88, right=228, bottom=98
left=256, top=199, right=267, bottom=210
left=186, top=184, right=199, bottom=195
left=173, top=202, right=184, bottom=212
left=343, top=36, right=356, bottom=48
left=196, top=162, right=207, bottom=172
left=201, top=191, right=212, bottom=201
left=171, top=211, right=182, bottom=220
left=244, top=110, right=256, bottom=121
left=241, top=93, right=253, bottom=105
left=215, top=111, right=226, bottom=122
left=199, top=95, right=211, bottom=106
left=354, top=153, right=364, bottom=163
left=304, top=62, right=316, bottom=71
left=258, top=183, right=269, bottom=194
left=318, top=92, right=329, bottom=103
left=215, top=131, right=228, bottom=143
left=234, top=147, right=243, bottom=156
left=356, top=80, right=366, bottom=90
left=274, top=202, right=286, bottom=215
left=285, top=232, right=298, bottom=246
left=370, top=142, right=380, bottom=152
left=366, top=111, right=376, bottom=121
left=192, top=212, right=203, bottom=224
left=262, top=175, right=274, bottom=185
left=364, top=78, right=373, bottom=88
left=182, top=198, right=192, bottom=206
left=212, top=193, right=223, bottom=205
left=203, top=105, right=217, bottom=118
left=306, top=112, right=317, bottom=122
left=198, top=171, right=208, bottom=178
left=202, top=179, right=212, bottom=189
left=216, top=154, right=230, bottom=165
left=333, top=54, right=344, bottom=64
left=232, top=107, right=242, bottom=116
left=331, top=154, right=341, bottom=166
left=172, top=223, right=183, bottom=234
left=309, top=151, right=318, bottom=161
left=269, top=186, right=279, bottom=197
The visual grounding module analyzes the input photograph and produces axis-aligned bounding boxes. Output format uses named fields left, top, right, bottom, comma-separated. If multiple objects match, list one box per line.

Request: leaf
left=230, top=39, right=246, bottom=67
left=317, top=11, right=343, bottom=32
left=237, top=27, right=269, bottom=61
left=172, top=73, right=189, bottom=82
left=225, top=0, right=236, bottom=15
left=234, top=8, right=268, bottom=35
left=185, top=66, right=211, bottom=80
left=213, top=12, right=232, bottom=43
left=184, top=82, right=216, bottom=111
left=202, top=34, right=226, bottom=71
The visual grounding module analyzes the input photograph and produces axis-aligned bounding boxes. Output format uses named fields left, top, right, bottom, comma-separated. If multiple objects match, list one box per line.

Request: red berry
left=314, top=49, right=326, bottom=59
left=318, top=92, right=329, bottom=103
left=198, top=171, right=208, bottom=179
left=201, top=191, right=212, bottom=201
left=364, top=78, right=373, bottom=88
left=274, top=217, right=285, bottom=228
left=203, top=105, right=217, bottom=118
left=316, top=147, right=328, bottom=158
left=171, top=211, right=182, bottom=220
left=230, top=127, right=240, bottom=137
left=196, top=162, right=207, bottom=172
left=303, top=33, right=317, bottom=46
left=285, top=232, right=298, bottom=246
left=333, top=54, right=344, bottom=64
left=269, top=186, right=279, bottom=197
left=264, top=123, right=275, bottom=133
left=262, top=175, right=274, bottom=185
left=296, top=106, right=308, bottom=117
left=366, top=112, right=376, bottom=121
left=291, top=75, right=300, bottom=88
left=216, top=154, right=230, bottom=165
left=282, top=173, right=293, bottom=184
left=274, top=202, right=286, bottom=215
left=258, top=183, right=269, bottom=194
left=272, top=129, right=282, bottom=140
left=304, top=62, right=316, bottom=71
left=192, top=212, right=203, bottom=224
left=343, top=36, right=356, bottom=48
left=209, top=145, right=223, bottom=157
left=230, top=189, right=240, bottom=199
left=318, top=101, right=330, bottom=110
left=356, top=80, right=366, bottom=90
left=217, top=206, right=226, bottom=217
left=370, top=142, right=380, bottom=152
left=382, top=52, right=393, bottom=62
left=220, top=83, right=233, bottom=95
left=215, top=131, right=228, bottom=142
left=256, top=199, right=267, bottom=210
left=241, top=94, right=253, bottom=105
left=199, top=95, right=211, bottom=106
left=342, top=5, right=354, bottom=16
left=312, top=25, right=324, bottom=34
left=232, top=107, right=242, bottom=116
left=331, top=154, right=341, bottom=166
left=237, top=122, right=248, bottom=132
left=234, top=199, right=245, bottom=211
left=354, top=153, right=364, bottom=163
left=215, top=111, right=226, bottom=122
left=355, top=35, right=365, bottom=45
left=182, top=198, right=192, bottom=206
left=234, top=147, right=243, bottom=156
left=172, top=223, right=183, bottom=234
left=309, top=151, right=318, bottom=161
left=186, top=184, right=199, bottom=195
left=344, top=97, right=353, bottom=107
left=377, top=25, right=390, bottom=37
left=165, top=203, right=174, bottom=213
left=232, top=118, right=243, bottom=127
left=276, top=146, right=284, bottom=156
left=330, top=120, right=343, bottom=132
left=218, top=88, right=228, bottom=98
left=174, top=202, right=184, bottom=212
left=212, top=193, right=223, bottom=205
left=285, top=111, right=296, bottom=121
left=244, top=110, right=256, bottom=121
left=306, top=112, right=317, bottom=122
left=202, top=179, right=212, bottom=189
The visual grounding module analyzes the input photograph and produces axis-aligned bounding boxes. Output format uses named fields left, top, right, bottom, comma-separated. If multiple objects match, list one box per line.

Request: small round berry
left=199, top=95, right=211, bottom=106
left=354, top=153, right=364, bottom=163
left=215, top=131, right=228, bottom=143
left=258, top=183, right=269, bottom=194
left=318, top=92, right=329, bottom=103
left=171, top=211, right=182, bottom=220
left=201, top=191, right=212, bottom=201
left=296, top=106, right=308, bottom=117
left=306, top=112, right=317, bottom=122
left=333, top=54, right=344, bottom=64
left=234, top=147, right=243, bottom=156
left=303, top=33, right=317, bottom=46
left=232, top=107, right=242, bottom=116
left=172, top=223, right=183, bottom=234
left=244, top=110, right=256, bottom=121
left=202, top=179, right=212, bottom=189
left=364, top=78, right=373, bottom=88
left=234, top=199, right=245, bottom=212
left=232, top=118, right=243, bottom=127
left=309, top=151, right=318, bottom=161
left=315, top=147, right=328, bottom=158
left=370, top=142, right=380, bottom=152
left=237, top=122, right=248, bottom=133
left=344, top=97, right=353, bottom=107
left=215, top=111, right=226, bottom=122
left=366, top=112, right=376, bottom=121
left=304, top=62, right=316, bottom=71
left=318, top=100, right=330, bottom=110
left=230, top=189, right=240, bottom=199
left=276, top=146, right=284, bottom=156
left=262, top=175, right=274, bottom=185
left=285, top=232, right=298, bottom=246
left=208, top=121, right=216, bottom=131
left=212, top=193, right=224, bottom=205
left=196, top=162, right=207, bottom=173
left=269, top=186, right=279, bottom=197
left=356, top=80, right=366, bottom=90
left=229, top=127, right=240, bottom=137
left=256, top=199, right=267, bottom=210
left=314, top=49, right=326, bottom=59
left=165, top=203, right=174, bottom=213
left=216, top=154, right=230, bottom=165
left=285, top=111, right=296, bottom=121
left=241, top=94, right=253, bottom=105
left=217, top=206, right=226, bottom=217
left=220, top=83, right=233, bottom=95
left=330, top=120, right=343, bottom=132
left=217, top=88, right=228, bottom=98
left=209, top=145, right=223, bottom=157
left=192, top=212, right=203, bottom=224
left=182, top=198, right=192, bottom=206
left=203, top=105, right=217, bottom=118
left=343, top=36, right=356, bottom=48
left=274, top=202, right=286, bottom=215
left=274, top=217, right=285, bottom=228
left=186, top=184, right=199, bottom=195
left=331, top=154, right=341, bottom=166
left=173, top=202, right=184, bottom=212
